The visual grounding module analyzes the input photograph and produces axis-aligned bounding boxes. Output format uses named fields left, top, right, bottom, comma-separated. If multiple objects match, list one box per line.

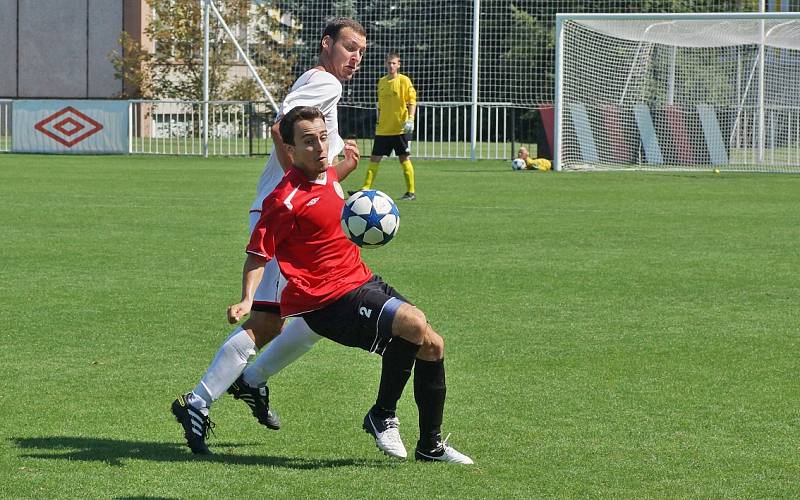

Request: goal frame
left=553, top=11, right=800, bottom=172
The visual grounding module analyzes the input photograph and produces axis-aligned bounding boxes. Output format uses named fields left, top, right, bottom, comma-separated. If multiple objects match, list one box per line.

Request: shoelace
left=383, top=417, right=400, bottom=430
left=203, top=417, right=216, bottom=439
left=437, top=433, right=452, bottom=452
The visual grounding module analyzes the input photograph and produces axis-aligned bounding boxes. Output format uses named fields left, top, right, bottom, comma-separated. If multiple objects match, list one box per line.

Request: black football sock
left=414, top=358, right=446, bottom=450
left=374, top=337, right=419, bottom=418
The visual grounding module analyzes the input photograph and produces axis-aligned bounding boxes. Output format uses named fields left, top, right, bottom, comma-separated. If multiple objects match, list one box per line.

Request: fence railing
left=129, top=100, right=275, bottom=156
left=129, top=100, right=525, bottom=159
left=340, top=102, right=530, bottom=161
left=0, top=99, right=536, bottom=159
left=0, top=100, right=10, bottom=153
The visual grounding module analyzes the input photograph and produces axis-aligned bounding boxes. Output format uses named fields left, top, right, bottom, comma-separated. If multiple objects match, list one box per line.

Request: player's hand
left=343, top=140, right=360, bottom=167
left=403, top=119, right=414, bottom=135
left=227, top=300, right=252, bottom=324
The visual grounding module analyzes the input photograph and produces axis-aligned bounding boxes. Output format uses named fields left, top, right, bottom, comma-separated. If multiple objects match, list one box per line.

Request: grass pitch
left=0, top=154, right=798, bottom=498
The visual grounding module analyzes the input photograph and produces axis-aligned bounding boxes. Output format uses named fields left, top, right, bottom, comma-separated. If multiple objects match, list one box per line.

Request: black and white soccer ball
left=511, top=158, right=526, bottom=170
left=341, top=190, right=400, bottom=248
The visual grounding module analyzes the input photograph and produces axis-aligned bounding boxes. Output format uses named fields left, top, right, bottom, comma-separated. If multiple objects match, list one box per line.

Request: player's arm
left=403, top=80, right=418, bottom=135
left=227, top=253, right=267, bottom=323
left=270, top=120, right=293, bottom=172
left=227, top=198, right=289, bottom=323
left=334, top=140, right=360, bottom=181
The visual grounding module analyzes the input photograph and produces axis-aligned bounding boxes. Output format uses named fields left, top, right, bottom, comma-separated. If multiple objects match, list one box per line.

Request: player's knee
left=245, top=311, right=283, bottom=349
left=409, top=309, right=428, bottom=344
left=418, top=329, right=444, bottom=361
left=394, top=304, right=427, bottom=345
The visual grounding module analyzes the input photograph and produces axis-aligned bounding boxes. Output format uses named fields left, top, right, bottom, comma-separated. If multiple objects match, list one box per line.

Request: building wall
left=122, top=0, right=154, bottom=97
left=89, top=0, right=125, bottom=97
left=0, top=0, right=126, bottom=98
left=0, top=0, right=18, bottom=97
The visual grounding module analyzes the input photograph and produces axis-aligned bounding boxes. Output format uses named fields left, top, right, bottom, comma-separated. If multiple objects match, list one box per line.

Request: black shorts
left=302, top=275, right=412, bottom=354
left=371, top=135, right=411, bottom=158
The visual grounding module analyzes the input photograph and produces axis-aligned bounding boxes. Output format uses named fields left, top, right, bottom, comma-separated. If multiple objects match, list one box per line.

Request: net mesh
left=208, top=1, right=770, bottom=157
left=219, top=0, right=760, bottom=107
left=557, top=15, right=800, bottom=172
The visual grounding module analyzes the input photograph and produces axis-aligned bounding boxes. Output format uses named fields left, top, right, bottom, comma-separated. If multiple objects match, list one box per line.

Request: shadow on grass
left=11, top=436, right=388, bottom=469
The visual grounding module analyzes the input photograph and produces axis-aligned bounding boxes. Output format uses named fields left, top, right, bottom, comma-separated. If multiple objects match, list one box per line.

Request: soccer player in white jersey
left=172, top=19, right=366, bottom=455
left=230, top=106, right=472, bottom=463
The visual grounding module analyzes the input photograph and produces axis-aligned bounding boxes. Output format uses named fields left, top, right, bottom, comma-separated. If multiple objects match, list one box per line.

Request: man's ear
left=320, top=34, right=332, bottom=52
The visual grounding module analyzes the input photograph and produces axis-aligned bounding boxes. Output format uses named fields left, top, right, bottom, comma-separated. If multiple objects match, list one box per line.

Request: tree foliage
left=110, top=0, right=298, bottom=102
left=225, top=1, right=301, bottom=102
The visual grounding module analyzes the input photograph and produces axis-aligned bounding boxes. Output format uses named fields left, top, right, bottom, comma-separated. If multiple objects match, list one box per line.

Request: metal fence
left=0, top=100, right=10, bottom=152
left=130, top=100, right=528, bottom=159
left=0, top=99, right=534, bottom=159
left=128, top=100, right=275, bottom=156
left=340, top=102, right=534, bottom=161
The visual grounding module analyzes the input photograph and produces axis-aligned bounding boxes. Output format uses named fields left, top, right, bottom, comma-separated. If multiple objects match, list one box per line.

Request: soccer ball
left=511, top=158, right=526, bottom=170
left=341, top=190, right=400, bottom=248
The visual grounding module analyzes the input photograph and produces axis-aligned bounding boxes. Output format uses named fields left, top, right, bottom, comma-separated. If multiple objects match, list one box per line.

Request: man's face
left=517, top=148, right=529, bottom=160
left=322, top=27, right=367, bottom=82
left=386, top=57, right=400, bottom=76
left=288, top=117, right=329, bottom=179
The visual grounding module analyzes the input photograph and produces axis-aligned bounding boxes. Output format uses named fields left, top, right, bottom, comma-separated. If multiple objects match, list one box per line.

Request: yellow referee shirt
left=375, top=74, right=417, bottom=136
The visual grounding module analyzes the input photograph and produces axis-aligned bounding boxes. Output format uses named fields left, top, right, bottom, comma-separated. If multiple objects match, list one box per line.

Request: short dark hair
left=279, top=106, right=325, bottom=146
left=386, top=51, right=401, bottom=61
left=319, top=18, right=366, bottom=53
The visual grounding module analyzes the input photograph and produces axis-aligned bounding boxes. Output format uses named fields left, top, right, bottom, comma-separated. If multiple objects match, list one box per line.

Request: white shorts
left=249, top=210, right=287, bottom=311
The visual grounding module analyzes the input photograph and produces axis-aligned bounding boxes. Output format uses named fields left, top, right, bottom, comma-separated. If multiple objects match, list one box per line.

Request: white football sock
left=191, top=326, right=256, bottom=408
left=242, top=318, right=322, bottom=387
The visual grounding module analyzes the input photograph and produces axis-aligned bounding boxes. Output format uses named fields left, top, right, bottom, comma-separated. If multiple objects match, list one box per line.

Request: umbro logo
left=306, top=197, right=320, bottom=206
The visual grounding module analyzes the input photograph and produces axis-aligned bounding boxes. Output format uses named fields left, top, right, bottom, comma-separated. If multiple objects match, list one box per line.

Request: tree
left=224, top=1, right=301, bottom=102
left=111, top=0, right=299, bottom=101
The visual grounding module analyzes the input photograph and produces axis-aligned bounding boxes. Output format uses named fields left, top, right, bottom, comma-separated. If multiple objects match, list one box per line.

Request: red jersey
left=247, top=166, right=372, bottom=317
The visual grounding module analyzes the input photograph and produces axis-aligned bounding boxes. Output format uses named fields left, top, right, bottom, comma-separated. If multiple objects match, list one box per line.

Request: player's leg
left=362, top=155, right=382, bottom=190
left=240, top=316, right=323, bottom=387
left=360, top=136, right=391, bottom=190
left=185, top=258, right=281, bottom=409
left=387, top=300, right=473, bottom=464
left=411, top=324, right=473, bottom=464
left=172, top=314, right=282, bottom=454
left=302, top=279, right=417, bottom=459
left=172, top=255, right=283, bottom=455
left=224, top=258, right=286, bottom=429
left=171, top=323, right=258, bottom=454
left=396, top=136, right=415, bottom=200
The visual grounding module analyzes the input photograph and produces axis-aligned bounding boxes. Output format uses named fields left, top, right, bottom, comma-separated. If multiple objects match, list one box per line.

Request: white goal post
left=554, top=12, right=800, bottom=173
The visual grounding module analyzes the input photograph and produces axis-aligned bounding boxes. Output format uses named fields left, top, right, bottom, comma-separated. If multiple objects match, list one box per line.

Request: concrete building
left=0, top=0, right=151, bottom=98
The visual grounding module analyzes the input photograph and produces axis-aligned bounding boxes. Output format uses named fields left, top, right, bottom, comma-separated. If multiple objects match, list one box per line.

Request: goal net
left=555, top=13, right=800, bottom=173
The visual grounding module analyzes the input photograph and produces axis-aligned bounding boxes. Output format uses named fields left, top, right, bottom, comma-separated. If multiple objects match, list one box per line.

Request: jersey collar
left=313, top=170, right=328, bottom=185
left=290, top=166, right=328, bottom=185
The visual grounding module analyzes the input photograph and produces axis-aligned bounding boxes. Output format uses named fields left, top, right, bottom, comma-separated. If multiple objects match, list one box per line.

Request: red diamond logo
left=34, top=106, right=104, bottom=147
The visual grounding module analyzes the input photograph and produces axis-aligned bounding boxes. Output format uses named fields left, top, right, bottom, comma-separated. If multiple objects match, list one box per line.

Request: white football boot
left=363, top=410, right=408, bottom=459
left=414, top=434, right=474, bottom=465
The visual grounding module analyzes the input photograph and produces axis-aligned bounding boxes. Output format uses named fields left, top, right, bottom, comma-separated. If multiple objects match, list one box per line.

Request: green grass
left=0, top=154, right=798, bottom=498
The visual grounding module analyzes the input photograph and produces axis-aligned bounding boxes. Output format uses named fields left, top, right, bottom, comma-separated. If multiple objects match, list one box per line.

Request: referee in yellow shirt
left=360, top=52, right=418, bottom=200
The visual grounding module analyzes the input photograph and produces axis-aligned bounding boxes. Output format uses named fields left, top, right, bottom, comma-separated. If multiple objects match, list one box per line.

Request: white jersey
left=250, top=69, right=344, bottom=212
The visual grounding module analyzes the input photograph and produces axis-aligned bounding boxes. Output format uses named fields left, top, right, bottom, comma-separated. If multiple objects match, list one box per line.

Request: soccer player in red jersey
left=229, top=106, right=473, bottom=464
left=172, top=19, right=366, bottom=452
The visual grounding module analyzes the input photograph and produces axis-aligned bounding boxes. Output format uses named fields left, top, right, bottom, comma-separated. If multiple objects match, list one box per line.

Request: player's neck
left=294, top=165, right=325, bottom=182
